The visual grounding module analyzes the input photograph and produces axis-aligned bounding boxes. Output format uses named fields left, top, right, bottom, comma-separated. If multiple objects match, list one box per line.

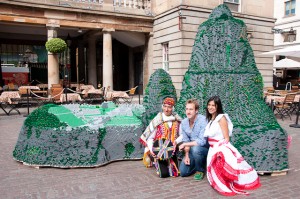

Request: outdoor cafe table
left=36, top=84, right=48, bottom=90
left=0, top=91, right=21, bottom=115
left=265, top=94, right=300, bottom=104
left=60, top=93, right=82, bottom=103
left=87, top=89, right=103, bottom=95
left=70, top=83, right=84, bottom=90
left=85, top=90, right=129, bottom=103
left=80, top=85, right=95, bottom=91
left=19, top=86, right=40, bottom=90
left=104, top=91, right=129, bottom=101
left=112, top=91, right=131, bottom=104
left=84, top=89, right=104, bottom=103
left=79, top=85, right=97, bottom=97
left=0, top=91, right=21, bottom=104
left=19, top=86, right=41, bottom=96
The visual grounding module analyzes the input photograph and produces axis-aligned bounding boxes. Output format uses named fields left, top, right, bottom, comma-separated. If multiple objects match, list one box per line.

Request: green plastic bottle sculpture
left=176, top=4, right=288, bottom=172
left=142, top=68, right=177, bottom=126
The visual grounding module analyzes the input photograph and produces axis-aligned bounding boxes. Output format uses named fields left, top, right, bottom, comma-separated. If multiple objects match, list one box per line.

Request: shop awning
left=260, top=45, right=300, bottom=58
left=274, top=58, right=300, bottom=69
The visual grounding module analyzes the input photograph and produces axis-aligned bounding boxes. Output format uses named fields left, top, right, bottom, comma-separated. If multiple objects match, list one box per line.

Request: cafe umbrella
left=260, top=44, right=300, bottom=59
left=260, top=45, right=300, bottom=128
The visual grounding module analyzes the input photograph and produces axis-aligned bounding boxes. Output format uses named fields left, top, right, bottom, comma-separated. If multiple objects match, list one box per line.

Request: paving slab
left=1, top=107, right=300, bottom=199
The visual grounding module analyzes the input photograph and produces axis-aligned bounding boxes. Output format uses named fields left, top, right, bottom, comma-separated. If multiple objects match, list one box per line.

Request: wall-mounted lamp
left=272, top=27, right=296, bottom=42
left=286, top=27, right=296, bottom=42
left=78, top=28, right=83, bottom=33
left=272, top=28, right=283, bottom=34
left=66, top=33, right=72, bottom=47
left=272, top=27, right=296, bottom=34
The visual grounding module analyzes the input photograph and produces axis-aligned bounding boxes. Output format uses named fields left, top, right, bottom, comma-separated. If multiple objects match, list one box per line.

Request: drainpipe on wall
left=178, top=7, right=186, bottom=31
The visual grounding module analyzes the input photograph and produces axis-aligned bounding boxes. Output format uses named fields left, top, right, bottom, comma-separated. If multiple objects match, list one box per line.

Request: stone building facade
left=0, top=0, right=275, bottom=94
left=274, top=0, right=299, bottom=48
left=152, top=0, right=275, bottom=92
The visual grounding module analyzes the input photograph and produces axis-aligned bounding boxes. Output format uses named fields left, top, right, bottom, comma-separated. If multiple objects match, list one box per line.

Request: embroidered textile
left=140, top=112, right=181, bottom=173
left=163, top=97, right=175, bottom=106
left=140, top=112, right=181, bottom=149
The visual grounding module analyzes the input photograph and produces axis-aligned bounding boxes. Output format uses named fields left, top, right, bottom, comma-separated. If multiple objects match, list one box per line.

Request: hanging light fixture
left=287, top=27, right=296, bottom=42
left=272, top=27, right=296, bottom=42
left=66, top=33, right=72, bottom=47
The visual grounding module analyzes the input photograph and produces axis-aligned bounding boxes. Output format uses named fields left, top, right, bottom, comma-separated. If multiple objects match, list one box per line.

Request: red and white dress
left=204, top=114, right=261, bottom=196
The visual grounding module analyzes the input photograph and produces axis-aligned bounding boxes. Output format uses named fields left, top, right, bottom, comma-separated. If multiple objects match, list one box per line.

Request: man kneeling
left=179, top=99, right=208, bottom=180
left=140, top=97, right=182, bottom=178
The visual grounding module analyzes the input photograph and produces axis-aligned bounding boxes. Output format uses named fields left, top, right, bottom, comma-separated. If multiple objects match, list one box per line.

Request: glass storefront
left=0, top=44, right=47, bottom=67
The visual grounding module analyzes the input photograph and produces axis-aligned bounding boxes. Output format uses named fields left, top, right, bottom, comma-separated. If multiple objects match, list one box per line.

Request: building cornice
left=155, top=4, right=276, bottom=23
left=0, top=2, right=154, bottom=32
left=0, top=0, right=155, bottom=21
left=275, top=18, right=300, bottom=26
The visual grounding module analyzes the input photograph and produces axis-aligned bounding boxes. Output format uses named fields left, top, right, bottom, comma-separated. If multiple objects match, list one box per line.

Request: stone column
left=78, top=41, right=85, bottom=85
left=46, top=24, right=60, bottom=94
left=102, top=28, right=115, bottom=90
left=128, top=48, right=134, bottom=88
left=87, top=36, right=97, bottom=87
left=143, top=32, right=153, bottom=94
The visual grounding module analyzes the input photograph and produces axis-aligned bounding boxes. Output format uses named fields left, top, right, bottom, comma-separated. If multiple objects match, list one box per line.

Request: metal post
left=138, top=92, right=140, bottom=104
left=138, top=83, right=142, bottom=104
left=64, top=74, right=68, bottom=103
left=290, top=100, right=300, bottom=128
left=65, top=88, right=68, bottom=103
left=271, top=99, right=274, bottom=112
left=24, top=88, right=30, bottom=117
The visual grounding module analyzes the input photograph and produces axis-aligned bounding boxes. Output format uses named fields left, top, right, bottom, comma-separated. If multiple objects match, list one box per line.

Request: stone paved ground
left=0, top=106, right=300, bottom=199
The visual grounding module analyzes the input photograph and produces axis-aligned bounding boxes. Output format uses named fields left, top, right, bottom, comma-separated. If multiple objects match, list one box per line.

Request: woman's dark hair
left=206, top=96, right=224, bottom=121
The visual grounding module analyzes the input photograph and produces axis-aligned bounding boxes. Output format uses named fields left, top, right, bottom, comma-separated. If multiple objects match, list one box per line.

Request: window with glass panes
left=224, top=0, right=240, bottom=12
left=285, top=0, right=296, bottom=16
left=162, top=43, right=169, bottom=71
left=224, top=0, right=239, bottom=3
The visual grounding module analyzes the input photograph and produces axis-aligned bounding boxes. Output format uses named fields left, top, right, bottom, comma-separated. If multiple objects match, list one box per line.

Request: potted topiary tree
left=45, top=38, right=67, bottom=54
left=45, top=38, right=67, bottom=89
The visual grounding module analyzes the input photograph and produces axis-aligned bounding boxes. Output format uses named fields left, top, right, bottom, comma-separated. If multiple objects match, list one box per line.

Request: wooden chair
left=265, top=87, right=275, bottom=93
left=8, top=82, right=17, bottom=90
left=123, top=86, right=138, bottom=104
left=50, top=84, right=63, bottom=103
left=79, top=85, right=95, bottom=98
left=291, top=86, right=299, bottom=92
left=104, top=86, right=112, bottom=101
left=18, top=87, right=29, bottom=97
left=0, top=91, right=21, bottom=115
left=263, top=87, right=275, bottom=100
left=277, top=90, right=288, bottom=95
left=274, top=94, right=296, bottom=120
left=86, top=86, right=105, bottom=104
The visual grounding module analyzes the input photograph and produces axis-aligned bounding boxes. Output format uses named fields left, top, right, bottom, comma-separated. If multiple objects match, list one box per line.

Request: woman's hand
left=150, top=151, right=156, bottom=158
left=218, top=139, right=229, bottom=146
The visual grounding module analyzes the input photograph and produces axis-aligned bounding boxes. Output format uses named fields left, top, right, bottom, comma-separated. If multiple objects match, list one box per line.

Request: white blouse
left=204, top=114, right=233, bottom=140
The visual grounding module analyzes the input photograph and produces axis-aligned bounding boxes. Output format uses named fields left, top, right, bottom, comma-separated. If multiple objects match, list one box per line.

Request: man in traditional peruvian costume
left=140, top=97, right=182, bottom=178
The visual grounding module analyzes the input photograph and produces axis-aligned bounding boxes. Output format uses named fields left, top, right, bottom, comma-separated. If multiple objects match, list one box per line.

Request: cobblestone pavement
left=1, top=107, right=300, bottom=199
